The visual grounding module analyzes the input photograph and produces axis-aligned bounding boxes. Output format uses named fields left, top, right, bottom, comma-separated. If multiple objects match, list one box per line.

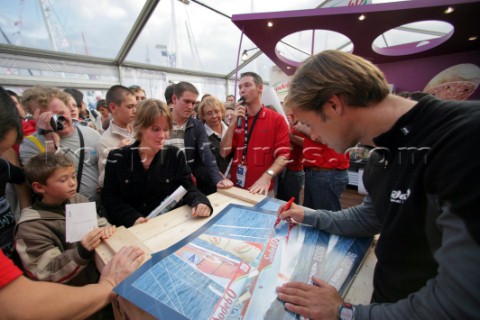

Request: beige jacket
left=14, top=194, right=100, bottom=286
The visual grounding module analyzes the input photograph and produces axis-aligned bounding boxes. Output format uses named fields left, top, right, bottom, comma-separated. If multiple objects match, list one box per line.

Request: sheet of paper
left=146, top=186, right=187, bottom=219
left=65, top=202, right=98, bottom=243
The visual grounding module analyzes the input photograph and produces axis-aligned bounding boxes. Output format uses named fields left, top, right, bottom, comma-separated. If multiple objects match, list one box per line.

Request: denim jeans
left=303, top=168, right=349, bottom=211
left=276, top=169, right=305, bottom=204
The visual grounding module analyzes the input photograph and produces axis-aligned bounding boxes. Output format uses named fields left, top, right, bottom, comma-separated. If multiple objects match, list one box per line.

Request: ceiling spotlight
left=469, top=36, right=478, bottom=41
left=241, top=48, right=258, bottom=61
left=241, top=51, right=248, bottom=61
left=444, top=6, right=454, bottom=14
left=358, top=14, right=366, bottom=21
left=267, top=21, right=274, bottom=27
left=286, top=66, right=291, bottom=69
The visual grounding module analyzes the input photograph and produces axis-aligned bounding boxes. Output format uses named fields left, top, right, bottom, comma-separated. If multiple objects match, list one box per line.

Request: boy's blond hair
left=24, top=152, right=76, bottom=187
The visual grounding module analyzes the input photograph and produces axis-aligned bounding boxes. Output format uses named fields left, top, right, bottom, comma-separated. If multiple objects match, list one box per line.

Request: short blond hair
left=24, top=152, right=75, bottom=187
left=198, top=96, right=225, bottom=121
left=133, top=99, right=171, bottom=141
left=285, top=50, right=390, bottom=113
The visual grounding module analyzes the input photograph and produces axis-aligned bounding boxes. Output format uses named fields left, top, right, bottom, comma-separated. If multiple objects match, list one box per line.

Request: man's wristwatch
left=266, top=169, right=274, bottom=176
left=338, top=303, right=355, bottom=320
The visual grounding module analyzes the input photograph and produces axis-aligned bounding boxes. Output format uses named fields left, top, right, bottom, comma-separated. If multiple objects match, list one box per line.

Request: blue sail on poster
left=114, top=198, right=372, bottom=319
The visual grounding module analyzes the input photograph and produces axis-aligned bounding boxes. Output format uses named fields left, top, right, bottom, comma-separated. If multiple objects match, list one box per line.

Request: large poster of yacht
left=114, top=199, right=372, bottom=320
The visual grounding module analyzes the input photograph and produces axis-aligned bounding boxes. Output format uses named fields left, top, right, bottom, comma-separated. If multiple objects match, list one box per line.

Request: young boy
left=14, top=152, right=115, bottom=286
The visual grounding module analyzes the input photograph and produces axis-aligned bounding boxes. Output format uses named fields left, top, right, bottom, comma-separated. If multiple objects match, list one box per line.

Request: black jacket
left=101, top=141, right=212, bottom=227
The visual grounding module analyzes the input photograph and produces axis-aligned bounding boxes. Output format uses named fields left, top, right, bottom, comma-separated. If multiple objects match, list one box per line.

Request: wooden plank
left=95, top=226, right=152, bottom=269
left=217, top=186, right=266, bottom=204
left=127, top=190, right=257, bottom=252
left=103, top=226, right=151, bottom=256
left=94, top=242, right=114, bottom=273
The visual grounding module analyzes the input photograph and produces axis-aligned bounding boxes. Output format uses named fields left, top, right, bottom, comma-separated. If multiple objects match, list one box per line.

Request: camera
left=50, top=114, right=66, bottom=131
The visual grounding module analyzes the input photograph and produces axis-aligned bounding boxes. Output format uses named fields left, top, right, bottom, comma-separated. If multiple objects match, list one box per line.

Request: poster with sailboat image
left=114, top=198, right=372, bottom=320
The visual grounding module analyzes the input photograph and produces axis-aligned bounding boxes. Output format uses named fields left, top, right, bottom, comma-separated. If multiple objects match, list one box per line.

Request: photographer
left=20, top=87, right=101, bottom=202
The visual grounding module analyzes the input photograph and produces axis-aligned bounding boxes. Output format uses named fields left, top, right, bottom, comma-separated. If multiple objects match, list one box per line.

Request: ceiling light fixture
left=241, top=48, right=258, bottom=61
left=469, top=36, right=478, bottom=41
left=444, top=6, right=454, bottom=14
left=358, top=14, right=366, bottom=21
left=267, top=21, right=274, bottom=27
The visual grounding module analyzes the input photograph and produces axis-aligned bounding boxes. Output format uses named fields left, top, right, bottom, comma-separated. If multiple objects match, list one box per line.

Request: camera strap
left=76, top=125, right=85, bottom=193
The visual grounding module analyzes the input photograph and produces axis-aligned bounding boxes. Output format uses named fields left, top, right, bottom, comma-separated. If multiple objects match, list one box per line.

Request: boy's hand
left=81, top=227, right=103, bottom=251
left=278, top=202, right=305, bottom=224
left=101, top=226, right=116, bottom=239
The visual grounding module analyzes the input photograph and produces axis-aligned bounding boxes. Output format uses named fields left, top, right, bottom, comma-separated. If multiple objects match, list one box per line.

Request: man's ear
left=108, top=103, right=117, bottom=113
left=31, top=182, right=45, bottom=195
left=258, top=83, right=264, bottom=94
left=172, top=94, right=178, bottom=104
left=326, top=95, right=345, bottom=115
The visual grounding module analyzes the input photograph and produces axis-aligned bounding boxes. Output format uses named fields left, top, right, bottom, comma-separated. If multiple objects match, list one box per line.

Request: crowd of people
left=1, top=53, right=479, bottom=319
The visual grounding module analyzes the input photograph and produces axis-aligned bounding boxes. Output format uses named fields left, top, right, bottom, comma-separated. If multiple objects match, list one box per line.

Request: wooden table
left=95, top=187, right=377, bottom=319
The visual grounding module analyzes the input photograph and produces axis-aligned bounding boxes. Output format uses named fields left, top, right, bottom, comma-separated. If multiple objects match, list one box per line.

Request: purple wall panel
left=379, top=49, right=480, bottom=100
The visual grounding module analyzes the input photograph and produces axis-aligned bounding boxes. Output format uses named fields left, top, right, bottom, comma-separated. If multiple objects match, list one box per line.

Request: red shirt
left=22, top=119, right=37, bottom=136
left=13, top=119, right=36, bottom=155
left=0, top=250, right=22, bottom=288
left=230, top=106, right=290, bottom=190
left=302, top=137, right=350, bottom=170
left=286, top=128, right=305, bottom=171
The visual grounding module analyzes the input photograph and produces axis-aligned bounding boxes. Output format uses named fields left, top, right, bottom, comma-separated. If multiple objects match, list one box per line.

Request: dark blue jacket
left=184, top=117, right=223, bottom=194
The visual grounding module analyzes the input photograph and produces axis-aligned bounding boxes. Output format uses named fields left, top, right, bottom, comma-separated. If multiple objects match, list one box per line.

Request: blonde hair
left=198, top=96, right=225, bottom=122
left=133, top=99, right=171, bottom=141
left=285, top=50, right=390, bottom=114
left=21, top=86, right=55, bottom=113
left=21, top=86, right=72, bottom=113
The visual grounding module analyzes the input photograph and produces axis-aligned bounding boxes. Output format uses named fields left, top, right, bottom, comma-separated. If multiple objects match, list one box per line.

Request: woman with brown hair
left=101, top=99, right=212, bottom=228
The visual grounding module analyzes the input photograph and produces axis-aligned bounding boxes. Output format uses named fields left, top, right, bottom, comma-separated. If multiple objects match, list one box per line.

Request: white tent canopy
left=1, top=0, right=432, bottom=103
